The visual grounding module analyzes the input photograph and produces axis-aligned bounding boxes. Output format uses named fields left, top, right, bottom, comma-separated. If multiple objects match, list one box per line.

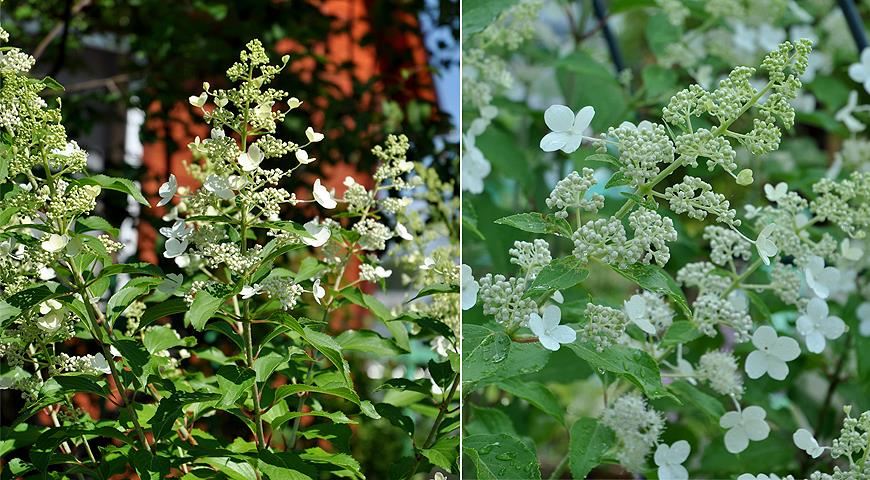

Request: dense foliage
left=461, top=1, right=870, bottom=479
left=0, top=27, right=459, bottom=479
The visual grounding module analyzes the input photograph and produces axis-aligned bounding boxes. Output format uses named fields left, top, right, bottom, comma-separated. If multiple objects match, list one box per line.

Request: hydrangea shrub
left=0, top=27, right=459, bottom=478
left=461, top=1, right=870, bottom=479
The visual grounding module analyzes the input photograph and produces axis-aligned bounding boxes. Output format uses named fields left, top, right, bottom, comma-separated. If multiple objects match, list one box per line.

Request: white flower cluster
left=477, top=274, right=538, bottom=329
left=600, top=393, right=665, bottom=472
left=545, top=168, right=603, bottom=219
left=580, top=303, right=627, bottom=351
left=508, top=239, right=551, bottom=278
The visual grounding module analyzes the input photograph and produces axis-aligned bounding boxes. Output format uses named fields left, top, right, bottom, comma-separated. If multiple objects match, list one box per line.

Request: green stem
left=407, top=373, right=460, bottom=479
left=548, top=453, right=570, bottom=480
left=70, top=265, right=153, bottom=455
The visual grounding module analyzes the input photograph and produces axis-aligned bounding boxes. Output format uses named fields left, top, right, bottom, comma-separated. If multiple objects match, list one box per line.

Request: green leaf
left=294, top=257, right=325, bottom=283
left=462, top=0, right=520, bottom=39
left=75, top=216, right=120, bottom=237
left=335, top=329, right=402, bottom=355
left=75, top=174, right=149, bottom=206
left=151, top=392, right=219, bottom=441
left=375, top=403, right=415, bottom=436
left=462, top=324, right=511, bottom=385
left=385, top=320, right=410, bottom=352
left=463, top=434, right=541, bottom=480
left=555, top=51, right=628, bottom=131
left=642, top=64, right=678, bottom=100
left=606, top=171, right=632, bottom=188
left=185, top=284, right=231, bottom=331
left=106, top=277, right=161, bottom=323
left=376, top=378, right=432, bottom=396
left=661, top=321, right=702, bottom=346
left=584, top=153, right=620, bottom=166
left=523, top=256, right=589, bottom=298
left=270, top=384, right=380, bottom=419
left=465, top=404, right=517, bottom=436
left=462, top=197, right=486, bottom=240
left=494, top=212, right=572, bottom=238
left=421, top=435, right=459, bottom=472
left=253, top=351, right=290, bottom=383
left=409, top=283, right=459, bottom=301
left=497, top=378, right=564, bottom=424
left=143, top=325, right=195, bottom=354
left=93, top=263, right=163, bottom=283
left=567, top=343, right=674, bottom=400
left=300, top=447, right=363, bottom=480
left=0, top=283, right=65, bottom=328
left=40, top=76, right=64, bottom=91
left=669, top=380, right=725, bottom=420
left=140, top=298, right=189, bottom=329
left=112, top=338, right=157, bottom=388
left=569, top=417, right=615, bottom=479
left=53, top=375, right=109, bottom=398
left=215, top=365, right=256, bottom=407
left=610, top=263, right=692, bottom=319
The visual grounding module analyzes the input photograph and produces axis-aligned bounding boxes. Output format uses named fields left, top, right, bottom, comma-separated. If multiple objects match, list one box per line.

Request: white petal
left=805, top=331, right=826, bottom=353
left=654, top=443, right=670, bottom=467
left=744, top=419, right=770, bottom=441
left=559, top=134, right=583, bottom=154
left=539, top=131, right=570, bottom=152
left=821, top=316, right=845, bottom=340
left=793, top=429, right=817, bottom=451
left=573, top=106, right=596, bottom=132
left=305, top=127, right=325, bottom=142
left=543, top=104, right=575, bottom=132
left=744, top=351, right=769, bottom=379
left=742, top=406, right=767, bottom=421
left=659, top=464, right=688, bottom=480
left=668, top=440, right=691, bottom=464
left=766, top=358, right=789, bottom=380
left=849, top=63, right=867, bottom=83
left=528, top=312, right=545, bottom=337
left=541, top=305, right=562, bottom=330
left=751, top=325, right=778, bottom=349
left=771, top=336, right=801, bottom=361
left=806, top=297, right=828, bottom=320
left=549, top=325, right=576, bottom=344
left=313, top=179, right=337, bottom=209
left=720, top=411, right=742, bottom=428
left=724, top=427, right=749, bottom=453
left=537, top=334, right=560, bottom=351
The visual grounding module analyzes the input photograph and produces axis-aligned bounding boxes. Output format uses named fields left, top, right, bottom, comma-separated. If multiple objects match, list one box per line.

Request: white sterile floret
left=461, top=133, right=491, bottom=194
left=295, top=149, right=315, bottom=164
left=203, top=174, right=235, bottom=200
left=804, top=255, right=840, bottom=299
left=36, top=299, right=65, bottom=333
left=301, top=219, right=330, bottom=247
left=840, top=238, right=863, bottom=261
left=835, top=90, right=866, bottom=133
left=857, top=302, right=870, bottom=336
left=188, top=92, right=207, bottom=108
left=238, top=144, right=264, bottom=172
left=793, top=428, right=825, bottom=458
left=744, top=325, right=801, bottom=380
left=41, top=233, right=69, bottom=253
left=509, top=239, right=551, bottom=278
left=461, top=264, right=479, bottom=311
left=539, top=104, right=594, bottom=154
left=624, top=294, right=655, bottom=334
left=848, top=47, right=870, bottom=94
left=157, top=273, right=183, bottom=294
left=654, top=440, right=691, bottom=480
left=240, top=284, right=262, bottom=299
left=360, top=264, right=392, bottom=282
left=720, top=406, right=770, bottom=454
left=89, top=353, right=112, bottom=375
left=312, top=179, right=337, bottom=209
left=395, top=223, right=413, bottom=241
left=755, top=224, right=779, bottom=266
left=160, top=220, right=194, bottom=259
left=312, top=279, right=325, bottom=304
left=157, top=174, right=177, bottom=207
left=528, top=305, right=576, bottom=351
left=796, top=297, right=845, bottom=353
left=305, top=126, right=324, bottom=143
left=764, top=182, right=788, bottom=202
left=421, top=257, right=436, bottom=270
